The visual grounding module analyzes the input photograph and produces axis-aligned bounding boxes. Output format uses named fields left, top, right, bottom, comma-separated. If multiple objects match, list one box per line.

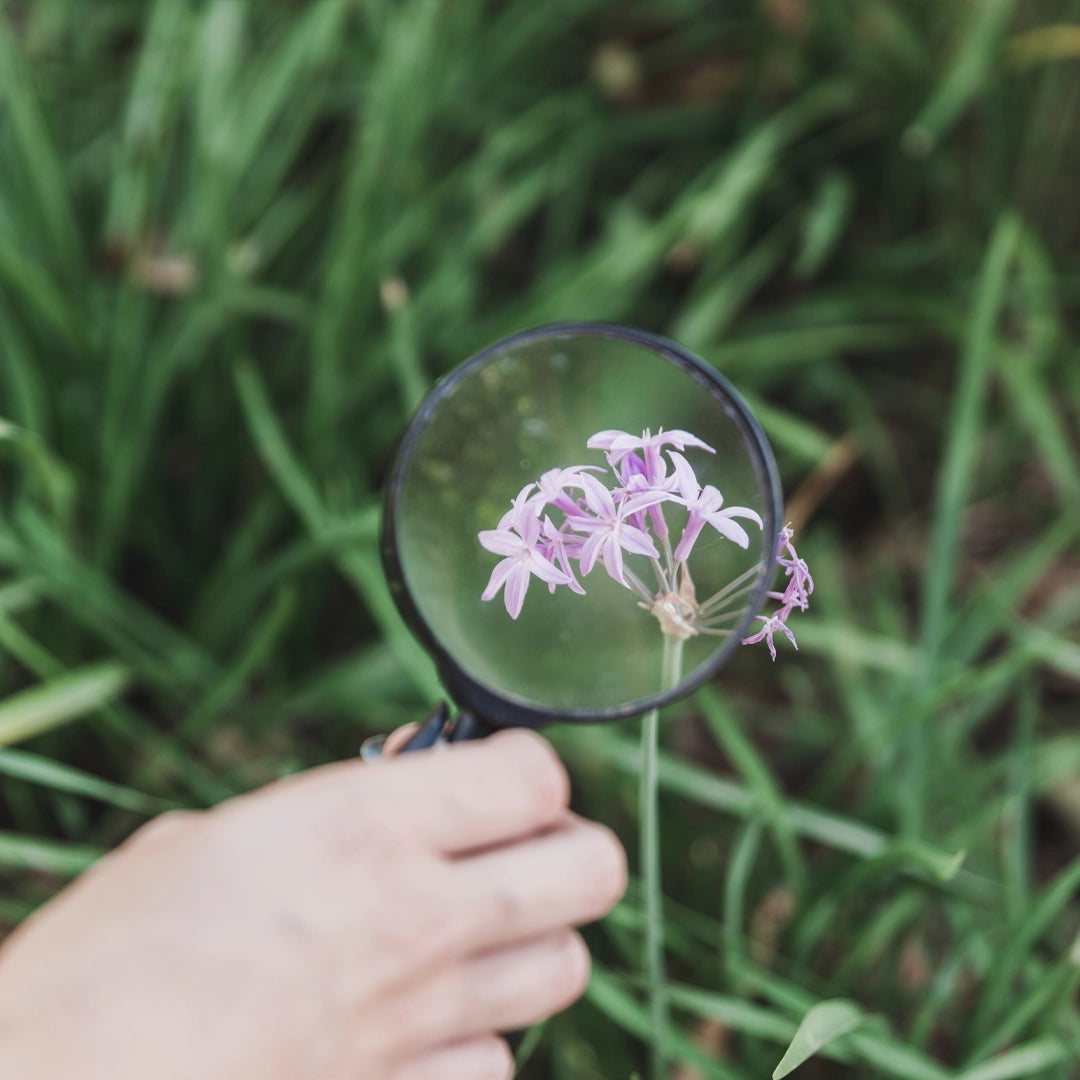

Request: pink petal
left=600, top=535, right=627, bottom=586
left=498, top=485, right=537, bottom=529
left=527, top=549, right=572, bottom=585
left=504, top=564, right=530, bottom=619
left=703, top=513, right=751, bottom=549
left=518, top=512, right=542, bottom=547
left=618, top=453, right=648, bottom=487
left=668, top=452, right=701, bottom=502
left=673, top=516, right=706, bottom=563
left=586, top=429, right=635, bottom=450
left=661, top=429, right=715, bottom=454
left=578, top=531, right=605, bottom=576
left=586, top=430, right=642, bottom=462
left=478, top=528, right=523, bottom=556
left=481, top=557, right=516, bottom=601
left=726, top=505, right=764, bottom=527
left=696, top=485, right=725, bottom=514
left=647, top=503, right=669, bottom=540
left=621, top=490, right=671, bottom=517
left=616, top=522, right=660, bottom=559
left=580, top=473, right=616, bottom=518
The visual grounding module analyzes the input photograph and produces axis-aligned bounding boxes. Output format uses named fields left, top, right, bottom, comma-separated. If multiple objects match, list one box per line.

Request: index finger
left=373, top=729, right=571, bottom=855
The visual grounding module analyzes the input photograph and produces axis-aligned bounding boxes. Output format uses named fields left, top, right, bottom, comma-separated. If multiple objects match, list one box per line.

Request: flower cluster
left=478, top=427, right=810, bottom=658
left=739, top=524, right=814, bottom=660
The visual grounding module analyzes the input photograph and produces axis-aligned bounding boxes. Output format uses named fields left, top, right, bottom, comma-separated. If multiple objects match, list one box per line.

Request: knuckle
left=486, top=868, right=530, bottom=930
left=375, top=861, right=463, bottom=971
left=496, top=729, right=570, bottom=817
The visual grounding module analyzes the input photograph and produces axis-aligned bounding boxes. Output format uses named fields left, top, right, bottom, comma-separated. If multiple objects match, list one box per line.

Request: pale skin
left=0, top=729, right=627, bottom=1080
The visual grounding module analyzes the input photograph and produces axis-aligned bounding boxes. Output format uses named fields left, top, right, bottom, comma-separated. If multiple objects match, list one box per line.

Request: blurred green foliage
left=1, top=0, right=1079, bottom=1076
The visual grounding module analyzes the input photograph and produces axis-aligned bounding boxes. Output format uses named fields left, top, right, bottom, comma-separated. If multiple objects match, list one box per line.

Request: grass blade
left=773, top=999, right=864, bottom=1079
left=919, top=214, right=1022, bottom=666
left=699, top=685, right=807, bottom=893
left=0, top=662, right=131, bottom=747
left=0, top=748, right=173, bottom=814
left=903, top=0, right=1018, bottom=155
left=956, top=1038, right=1076, bottom=1080
left=0, top=829, right=102, bottom=876
left=586, top=966, right=749, bottom=1080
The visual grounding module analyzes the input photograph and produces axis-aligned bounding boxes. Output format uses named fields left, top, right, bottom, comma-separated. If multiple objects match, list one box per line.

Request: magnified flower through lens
left=478, top=427, right=810, bottom=659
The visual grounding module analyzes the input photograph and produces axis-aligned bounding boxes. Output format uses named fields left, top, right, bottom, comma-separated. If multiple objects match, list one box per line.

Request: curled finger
left=450, top=815, right=626, bottom=951
left=390, top=1035, right=513, bottom=1080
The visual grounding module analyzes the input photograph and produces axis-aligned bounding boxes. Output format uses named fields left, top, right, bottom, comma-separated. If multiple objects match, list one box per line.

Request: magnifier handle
left=399, top=703, right=497, bottom=753
left=400, top=702, right=452, bottom=751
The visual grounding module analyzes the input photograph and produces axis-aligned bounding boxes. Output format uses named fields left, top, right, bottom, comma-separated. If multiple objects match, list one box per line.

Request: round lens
left=381, top=323, right=780, bottom=726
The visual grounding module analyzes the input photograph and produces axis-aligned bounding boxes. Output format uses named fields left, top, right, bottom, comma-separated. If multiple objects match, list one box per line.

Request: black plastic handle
left=399, top=702, right=498, bottom=753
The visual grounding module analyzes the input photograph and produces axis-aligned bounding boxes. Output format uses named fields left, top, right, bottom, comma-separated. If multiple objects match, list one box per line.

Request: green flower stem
left=640, top=632, right=684, bottom=1080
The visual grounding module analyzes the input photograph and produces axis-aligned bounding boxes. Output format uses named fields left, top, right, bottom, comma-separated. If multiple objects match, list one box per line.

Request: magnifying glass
left=371, top=322, right=781, bottom=756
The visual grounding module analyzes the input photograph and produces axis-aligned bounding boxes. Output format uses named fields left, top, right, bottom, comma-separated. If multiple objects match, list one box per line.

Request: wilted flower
left=740, top=612, right=798, bottom=662
left=740, top=523, right=812, bottom=660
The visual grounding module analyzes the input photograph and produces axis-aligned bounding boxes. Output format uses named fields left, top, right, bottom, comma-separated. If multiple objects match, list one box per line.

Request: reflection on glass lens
left=387, top=325, right=779, bottom=720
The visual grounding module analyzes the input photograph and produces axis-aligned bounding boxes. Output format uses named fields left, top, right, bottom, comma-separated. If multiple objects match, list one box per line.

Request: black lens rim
left=380, top=321, right=782, bottom=729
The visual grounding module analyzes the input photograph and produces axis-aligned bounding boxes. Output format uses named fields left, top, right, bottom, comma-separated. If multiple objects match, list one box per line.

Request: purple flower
left=741, top=524, right=812, bottom=660
left=478, top=509, right=572, bottom=619
left=604, top=452, right=677, bottom=538
left=767, top=524, right=814, bottom=612
left=667, top=452, right=763, bottom=563
left=476, top=425, right=804, bottom=655
left=587, top=428, right=715, bottom=487
left=573, top=474, right=667, bottom=587
left=540, top=516, right=586, bottom=595
left=497, top=483, right=542, bottom=530
left=740, top=612, right=798, bottom=662
left=527, top=465, right=603, bottom=516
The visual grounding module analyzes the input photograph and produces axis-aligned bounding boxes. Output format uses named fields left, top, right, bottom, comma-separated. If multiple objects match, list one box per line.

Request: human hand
left=0, top=729, right=626, bottom=1080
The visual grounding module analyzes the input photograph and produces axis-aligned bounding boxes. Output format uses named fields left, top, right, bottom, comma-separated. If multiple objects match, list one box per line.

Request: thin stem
left=648, top=555, right=670, bottom=596
left=623, top=565, right=656, bottom=603
left=661, top=529, right=676, bottom=584
left=698, top=564, right=760, bottom=612
left=641, top=632, right=683, bottom=1080
left=699, top=577, right=759, bottom=616
left=696, top=611, right=743, bottom=635
left=699, top=609, right=741, bottom=623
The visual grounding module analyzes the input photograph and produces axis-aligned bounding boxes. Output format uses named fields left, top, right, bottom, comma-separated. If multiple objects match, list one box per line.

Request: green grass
left=2, top=1, right=1080, bottom=1076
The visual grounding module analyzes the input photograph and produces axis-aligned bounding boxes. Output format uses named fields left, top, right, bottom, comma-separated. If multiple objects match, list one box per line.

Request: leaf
left=0, top=418, right=75, bottom=521
left=955, top=1038, right=1074, bottom=1080
left=233, top=358, right=441, bottom=701
left=0, top=828, right=102, bottom=876
left=550, top=725, right=991, bottom=902
left=699, top=685, right=807, bottom=893
left=668, top=979, right=951, bottom=1080
left=903, top=0, right=1018, bottom=154
left=585, top=967, right=746, bottom=1080
left=919, top=213, right=1022, bottom=667
left=773, top=1000, right=864, bottom=1079
left=0, top=748, right=172, bottom=814
left=0, top=662, right=131, bottom=747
